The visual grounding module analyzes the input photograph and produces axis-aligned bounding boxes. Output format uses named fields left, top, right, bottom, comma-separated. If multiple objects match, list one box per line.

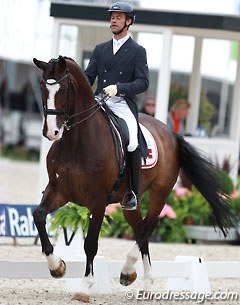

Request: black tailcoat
left=85, top=37, right=149, bottom=157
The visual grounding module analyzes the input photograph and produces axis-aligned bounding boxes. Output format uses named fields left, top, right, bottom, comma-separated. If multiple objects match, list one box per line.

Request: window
left=198, top=39, right=237, bottom=137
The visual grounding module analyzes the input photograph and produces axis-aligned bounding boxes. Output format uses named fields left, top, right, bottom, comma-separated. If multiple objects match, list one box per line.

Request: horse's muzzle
left=43, top=126, right=63, bottom=141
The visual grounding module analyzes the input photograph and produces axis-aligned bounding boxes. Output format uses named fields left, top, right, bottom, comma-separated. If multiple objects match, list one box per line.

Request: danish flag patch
left=140, top=123, right=158, bottom=169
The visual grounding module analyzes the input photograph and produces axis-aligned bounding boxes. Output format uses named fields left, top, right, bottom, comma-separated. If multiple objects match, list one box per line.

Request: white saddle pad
left=140, top=123, right=158, bottom=169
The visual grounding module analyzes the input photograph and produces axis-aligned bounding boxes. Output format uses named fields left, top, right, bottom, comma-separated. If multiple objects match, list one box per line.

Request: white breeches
left=106, top=97, right=138, bottom=152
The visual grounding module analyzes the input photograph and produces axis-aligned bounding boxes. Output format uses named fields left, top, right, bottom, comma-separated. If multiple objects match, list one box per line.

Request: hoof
left=72, top=293, right=90, bottom=303
left=49, top=259, right=66, bottom=278
left=120, top=272, right=137, bottom=286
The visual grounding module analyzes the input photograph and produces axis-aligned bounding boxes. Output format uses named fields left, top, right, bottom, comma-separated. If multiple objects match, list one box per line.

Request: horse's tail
left=175, top=133, right=235, bottom=237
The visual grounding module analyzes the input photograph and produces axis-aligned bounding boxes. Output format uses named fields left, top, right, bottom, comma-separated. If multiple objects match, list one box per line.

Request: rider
left=85, top=2, right=149, bottom=210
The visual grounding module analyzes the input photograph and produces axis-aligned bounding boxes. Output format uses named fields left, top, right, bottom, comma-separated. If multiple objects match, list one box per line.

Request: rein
left=42, top=72, right=109, bottom=130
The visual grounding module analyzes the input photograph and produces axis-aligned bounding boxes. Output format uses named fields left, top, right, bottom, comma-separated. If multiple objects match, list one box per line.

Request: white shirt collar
left=112, top=34, right=130, bottom=54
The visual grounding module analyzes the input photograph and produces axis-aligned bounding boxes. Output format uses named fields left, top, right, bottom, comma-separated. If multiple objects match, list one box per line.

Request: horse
left=33, top=56, right=233, bottom=302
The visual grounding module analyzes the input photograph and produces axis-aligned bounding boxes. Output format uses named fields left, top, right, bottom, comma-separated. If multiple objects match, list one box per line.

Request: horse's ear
left=33, top=58, right=47, bottom=71
left=58, top=56, right=67, bottom=72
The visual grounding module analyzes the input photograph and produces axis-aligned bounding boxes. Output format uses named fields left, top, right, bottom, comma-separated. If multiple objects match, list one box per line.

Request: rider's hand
left=103, top=85, right=117, bottom=97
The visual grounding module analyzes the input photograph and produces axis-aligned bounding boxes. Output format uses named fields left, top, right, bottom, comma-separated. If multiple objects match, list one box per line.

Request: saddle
left=95, top=95, right=158, bottom=203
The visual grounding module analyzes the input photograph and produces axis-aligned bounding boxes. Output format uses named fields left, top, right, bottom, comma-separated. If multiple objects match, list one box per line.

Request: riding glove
left=104, top=85, right=117, bottom=97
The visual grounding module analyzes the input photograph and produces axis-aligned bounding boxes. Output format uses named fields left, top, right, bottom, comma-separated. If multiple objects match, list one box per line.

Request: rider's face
left=110, top=12, right=130, bottom=35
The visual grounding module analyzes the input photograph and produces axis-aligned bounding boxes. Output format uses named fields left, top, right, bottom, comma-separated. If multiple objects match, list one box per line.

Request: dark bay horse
left=33, top=56, right=233, bottom=301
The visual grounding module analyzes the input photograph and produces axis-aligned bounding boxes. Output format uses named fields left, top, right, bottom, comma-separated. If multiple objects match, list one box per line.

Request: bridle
left=42, top=71, right=107, bottom=130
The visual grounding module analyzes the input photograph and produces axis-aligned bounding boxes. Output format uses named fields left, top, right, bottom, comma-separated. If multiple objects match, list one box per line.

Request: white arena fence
left=0, top=224, right=240, bottom=294
left=0, top=259, right=240, bottom=279
left=0, top=258, right=240, bottom=294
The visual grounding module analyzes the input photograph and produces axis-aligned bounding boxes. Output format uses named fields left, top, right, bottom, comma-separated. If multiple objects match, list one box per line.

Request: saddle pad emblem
left=140, top=123, right=158, bottom=169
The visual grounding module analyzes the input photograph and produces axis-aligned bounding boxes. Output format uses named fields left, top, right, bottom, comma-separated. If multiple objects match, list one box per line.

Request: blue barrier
left=0, top=204, right=38, bottom=238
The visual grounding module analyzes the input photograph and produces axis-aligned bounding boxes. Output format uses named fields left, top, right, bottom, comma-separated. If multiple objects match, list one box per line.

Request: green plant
left=198, top=92, right=215, bottom=131
left=173, top=187, right=213, bottom=226
left=141, top=191, right=188, bottom=243
left=153, top=217, right=188, bottom=243
left=142, top=183, right=239, bottom=242
left=53, top=180, right=239, bottom=244
left=169, top=82, right=188, bottom=109
left=1, top=145, right=40, bottom=162
left=105, top=202, right=186, bottom=243
left=215, top=169, right=234, bottom=195
left=104, top=208, right=133, bottom=238
left=49, top=202, right=110, bottom=237
left=227, top=194, right=240, bottom=219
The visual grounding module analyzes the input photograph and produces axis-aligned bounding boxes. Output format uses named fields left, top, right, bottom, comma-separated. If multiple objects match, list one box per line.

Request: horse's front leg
left=120, top=209, right=142, bottom=286
left=120, top=242, right=140, bottom=285
left=72, top=207, right=105, bottom=302
left=33, top=187, right=66, bottom=278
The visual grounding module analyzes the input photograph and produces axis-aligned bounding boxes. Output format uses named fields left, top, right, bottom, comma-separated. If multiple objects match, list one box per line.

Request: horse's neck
left=61, top=61, right=111, bottom=155
left=62, top=110, right=107, bottom=159
left=64, top=68, right=106, bottom=148
left=73, top=74, right=95, bottom=112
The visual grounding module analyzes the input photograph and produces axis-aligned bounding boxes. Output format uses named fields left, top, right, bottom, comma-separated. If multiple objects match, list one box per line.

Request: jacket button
left=104, top=70, right=107, bottom=73
left=103, top=79, right=106, bottom=82
left=119, top=71, right=122, bottom=74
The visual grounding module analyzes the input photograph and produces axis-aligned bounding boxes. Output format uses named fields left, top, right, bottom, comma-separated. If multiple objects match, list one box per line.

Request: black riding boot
left=122, top=147, right=141, bottom=210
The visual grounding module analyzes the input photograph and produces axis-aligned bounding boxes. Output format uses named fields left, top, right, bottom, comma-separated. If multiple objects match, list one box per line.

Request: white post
left=230, top=42, right=240, bottom=141
left=76, top=26, right=83, bottom=66
left=155, top=29, right=173, bottom=124
left=51, top=19, right=61, bottom=58
left=229, top=42, right=240, bottom=183
left=186, top=37, right=203, bottom=134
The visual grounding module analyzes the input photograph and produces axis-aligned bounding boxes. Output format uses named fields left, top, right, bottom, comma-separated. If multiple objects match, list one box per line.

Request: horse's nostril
left=54, top=130, right=59, bottom=136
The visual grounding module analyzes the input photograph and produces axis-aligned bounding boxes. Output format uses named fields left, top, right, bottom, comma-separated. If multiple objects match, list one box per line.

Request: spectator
left=140, top=96, right=155, bottom=117
left=167, top=99, right=191, bottom=135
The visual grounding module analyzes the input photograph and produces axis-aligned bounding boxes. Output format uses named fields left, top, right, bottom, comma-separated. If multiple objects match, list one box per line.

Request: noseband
left=42, top=71, right=106, bottom=130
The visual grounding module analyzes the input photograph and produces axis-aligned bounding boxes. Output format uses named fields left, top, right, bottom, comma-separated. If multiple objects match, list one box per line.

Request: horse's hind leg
left=141, top=240, right=155, bottom=291
left=33, top=186, right=67, bottom=278
left=138, top=189, right=171, bottom=291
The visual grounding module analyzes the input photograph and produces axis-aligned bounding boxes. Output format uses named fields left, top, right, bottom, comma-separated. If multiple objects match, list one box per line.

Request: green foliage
left=169, top=82, right=188, bottom=109
left=105, top=182, right=240, bottom=243
left=198, top=93, right=215, bottom=131
left=215, top=169, right=234, bottom=195
left=48, top=181, right=240, bottom=243
left=170, top=187, right=213, bottom=226
left=227, top=196, right=240, bottom=219
left=49, top=202, right=110, bottom=237
left=153, top=217, right=188, bottom=243
left=1, top=145, right=40, bottom=162
left=140, top=192, right=187, bottom=242
left=104, top=209, right=133, bottom=238
left=150, top=188, right=212, bottom=243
